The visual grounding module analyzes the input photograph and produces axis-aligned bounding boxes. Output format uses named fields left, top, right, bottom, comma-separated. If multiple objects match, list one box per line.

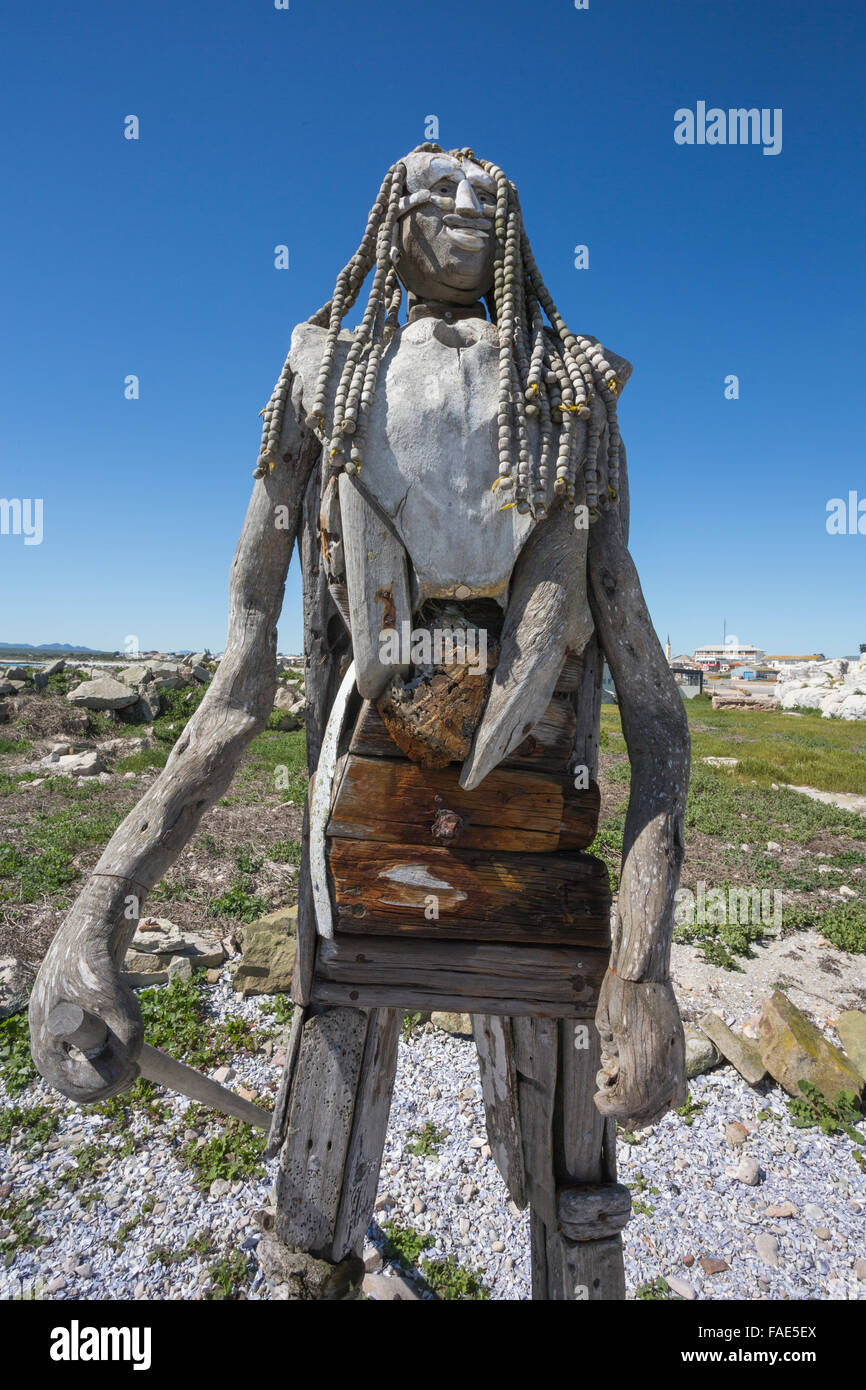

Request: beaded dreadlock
left=254, top=145, right=623, bottom=521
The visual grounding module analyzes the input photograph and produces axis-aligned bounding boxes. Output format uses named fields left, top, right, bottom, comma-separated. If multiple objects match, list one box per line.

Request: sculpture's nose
left=455, top=178, right=483, bottom=217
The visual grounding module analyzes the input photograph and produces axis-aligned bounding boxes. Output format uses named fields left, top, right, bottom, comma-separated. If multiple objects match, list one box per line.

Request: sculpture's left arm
left=587, top=472, right=690, bottom=1129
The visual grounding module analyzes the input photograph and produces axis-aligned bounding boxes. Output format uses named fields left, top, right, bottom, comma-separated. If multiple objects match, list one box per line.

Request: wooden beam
left=327, top=840, right=611, bottom=942
left=311, top=933, right=607, bottom=1018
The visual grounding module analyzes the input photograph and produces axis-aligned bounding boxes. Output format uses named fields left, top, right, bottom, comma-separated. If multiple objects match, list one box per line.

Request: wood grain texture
left=327, top=841, right=611, bottom=941
left=274, top=1005, right=369, bottom=1258
left=29, top=374, right=318, bottom=1103
left=461, top=502, right=595, bottom=790
left=331, top=1007, right=401, bottom=1261
left=350, top=695, right=577, bottom=774
left=338, top=472, right=411, bottom=701
left=327, top=753, right=599, bottom=853
left=472, top=1015, right=527, bottom=1209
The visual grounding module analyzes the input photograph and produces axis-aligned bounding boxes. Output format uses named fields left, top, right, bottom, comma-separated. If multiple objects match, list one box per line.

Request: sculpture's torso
left=289, top=318, right=536, bottom=606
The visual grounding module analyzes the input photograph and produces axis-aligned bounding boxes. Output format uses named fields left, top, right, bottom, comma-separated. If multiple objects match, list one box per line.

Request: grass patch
left=0, top=1103, right=58, bottom=1152
left=115, top=748, right=168, bottom=774
left=0, top=1185, right=49, bottom=1261
left=268, top=838, right=302, bottom=866
left=137, top=975, right=258, bottom=1068
left=420, top=1253, right=490, bottom=1300
left=819, top=900, right=866, bottom=954
left=406, top=1121, right=448, bottom=1157
left=182, top=1118, right=266, bottom=1190
left=0, top=1014, right=37, bottom=1096
left=208, top=878, right=269, bottom=923
left=236, top=729, right=307, bottom=804
left=0, top=801, right=125, bottom=906
left=205, top=1248, right=253, bottom=1299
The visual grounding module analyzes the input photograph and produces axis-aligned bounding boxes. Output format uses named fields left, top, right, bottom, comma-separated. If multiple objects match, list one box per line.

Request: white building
left=693, top=642, right=765, bottom=666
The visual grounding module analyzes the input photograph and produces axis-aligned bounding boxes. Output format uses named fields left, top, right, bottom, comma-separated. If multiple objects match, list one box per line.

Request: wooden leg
left=476, top=1014, right=629, bottom=1300
left=268, top=1003, right=400, bottom=1294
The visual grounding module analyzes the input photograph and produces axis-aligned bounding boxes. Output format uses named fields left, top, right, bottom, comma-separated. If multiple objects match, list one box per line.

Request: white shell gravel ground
left=2, top=970, right=864, bottom=1301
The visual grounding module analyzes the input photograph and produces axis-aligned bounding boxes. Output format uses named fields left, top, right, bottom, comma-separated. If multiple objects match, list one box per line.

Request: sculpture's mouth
left=443, top=214, right=492, bottom=251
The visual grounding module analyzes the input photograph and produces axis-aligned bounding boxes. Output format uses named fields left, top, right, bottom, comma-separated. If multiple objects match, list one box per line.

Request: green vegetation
left=379, top=1221, right=490, bottom=1300
left=635, top=1276, right=673, bottom=1300
left=0, top=1103, right=58, bottom=1152
left=268, top=838, right=303, bottom=865
left=205, top=1248, right=252, bottom=1299
left=0, top=1185, right=49, bottom=1262
left=148, top=1230, right=214, bottom=1266
left=381, top=1219, right=434, bottom=1266
left=181, top=1117, right=267, bottom=1190
left=818, top=901, right=866, bottom=953
left=138, top=975, right=258, bottom=1068
left=0, top=1014, right=37, bottom=1096
left=208, top=878, right=269, bottom=923
left=401, top=1011, right=424, bottom=1042
left=231, top=729, right=307, bottom=805
left=406, top=1121, right=448, bottom=1157
left=420, top=1253, right=490, bottom=1300
left=0, top=801, right=125, bottom=906
left=673, top=1093, right=706, bottom=1127
left=115, top=748, right=168, bottom=773
left=786, top=1081, right=865, bottom=1143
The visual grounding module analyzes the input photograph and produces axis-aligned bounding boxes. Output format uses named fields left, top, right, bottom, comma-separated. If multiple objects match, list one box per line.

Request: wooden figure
left=29, top=145, right=690, bottom=1301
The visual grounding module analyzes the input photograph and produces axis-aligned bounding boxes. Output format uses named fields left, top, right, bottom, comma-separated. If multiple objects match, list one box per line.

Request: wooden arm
left=587, top=497, right=690, bottom=982
left=29, top=378, right=320, bottom=1103
left=460, top=502, right=594, bottom=790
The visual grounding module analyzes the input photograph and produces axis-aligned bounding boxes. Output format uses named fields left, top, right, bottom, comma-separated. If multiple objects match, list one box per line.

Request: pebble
left=736, top=1155, right=761, bottom=1186
left=755, top=1233, right=780, bottom=1266
left=725, top=1122, right=748, bottom=1147
left=666, top=1274, right=696, bottom=1300
left=804, top=1203, right=826, bottom=1223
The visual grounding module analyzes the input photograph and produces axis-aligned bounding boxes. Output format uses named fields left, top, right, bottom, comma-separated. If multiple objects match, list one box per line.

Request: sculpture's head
left=258, top=144, right=624, bottom=524
left=396, top=150, right=497, bottom=304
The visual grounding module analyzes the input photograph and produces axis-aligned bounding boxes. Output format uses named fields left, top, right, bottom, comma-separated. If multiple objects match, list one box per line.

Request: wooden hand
left=594, top=974, right=686, bottom=1129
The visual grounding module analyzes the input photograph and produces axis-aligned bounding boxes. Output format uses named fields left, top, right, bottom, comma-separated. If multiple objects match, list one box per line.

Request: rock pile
left=776, top=656, right=866, bottom=720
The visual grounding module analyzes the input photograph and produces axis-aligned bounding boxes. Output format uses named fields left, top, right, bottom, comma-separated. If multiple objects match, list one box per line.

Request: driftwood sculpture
left=30, top=143, right=690, bottom=1301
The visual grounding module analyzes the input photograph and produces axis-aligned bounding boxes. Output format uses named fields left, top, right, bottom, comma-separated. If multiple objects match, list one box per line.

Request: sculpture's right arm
left=29, top=369, right=320, bottom=1103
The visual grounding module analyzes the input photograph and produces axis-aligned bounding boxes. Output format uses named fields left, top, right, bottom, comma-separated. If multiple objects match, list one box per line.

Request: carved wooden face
left=398, top=152, right=497, bottom=305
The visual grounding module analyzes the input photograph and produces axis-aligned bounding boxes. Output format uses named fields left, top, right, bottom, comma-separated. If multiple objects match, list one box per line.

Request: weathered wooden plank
left=545, top=1233, right=626, bottom=1301
left=265, top=1003, right=308, bottom=1159
left=328, top=754, right=600, bottom=853
left=512, top=1016, right=559, bottom=1226
left=328, top=754, right=566, bottom=852
left=311, top=981, right=597, bottom=1019
left=335, top=911, right=608, bottom=948
left=338, top=472, right=412, bottom=701
left=315, top=934, right=607, bottom=1009
left=556, top=1183, right=631, bottom=1241
left=559, top=1018, right=607, bottom=1183
left=331, top=1007, right=401, bottom=1261
left=274, top=1006, right=369, bottom=1258
left=350, top=696, right=577, bottom=773
left=327, top=841, right=611, bottom=937
left=472, top=1014, right=527, bottom=1209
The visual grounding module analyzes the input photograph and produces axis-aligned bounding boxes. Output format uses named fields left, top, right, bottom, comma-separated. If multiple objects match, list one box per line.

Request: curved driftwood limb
left=586, top=450, right=689, bottom=1128
left=460, top=502, right=594, bottom=790
left=29, top=385, right=319, bottom=1104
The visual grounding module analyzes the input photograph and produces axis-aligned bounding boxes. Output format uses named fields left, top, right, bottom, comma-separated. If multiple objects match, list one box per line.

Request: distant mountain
left=0, top=642, right=104, bottom=653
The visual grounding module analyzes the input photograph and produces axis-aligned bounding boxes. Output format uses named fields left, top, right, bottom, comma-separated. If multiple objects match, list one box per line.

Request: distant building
left=763, top=653, right=825, bottom=667
left=694, top=642, right=765, bottom=666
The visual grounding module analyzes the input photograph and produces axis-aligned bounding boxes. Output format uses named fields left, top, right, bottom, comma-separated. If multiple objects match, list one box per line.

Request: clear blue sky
left=2, top=0, right=864, bottom=657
